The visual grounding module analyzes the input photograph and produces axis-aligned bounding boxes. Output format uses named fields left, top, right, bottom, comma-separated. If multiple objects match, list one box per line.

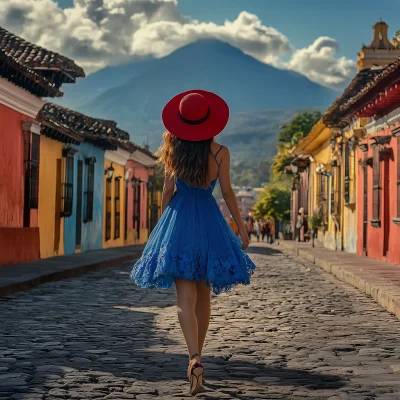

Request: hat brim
left=162, top=90, right=229, bottom=141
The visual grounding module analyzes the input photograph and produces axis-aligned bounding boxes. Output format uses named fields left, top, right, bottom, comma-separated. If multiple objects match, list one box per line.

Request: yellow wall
left=103, top=160, right=125, bottom=249
left=38, top=136, right=64, bottom=258
left=341, top=128, right=359, bottom=253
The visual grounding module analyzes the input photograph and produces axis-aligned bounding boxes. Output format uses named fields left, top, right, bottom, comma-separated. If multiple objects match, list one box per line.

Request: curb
left=0, top=253, right=140, bottom=297
left=279, top=241, right=400, bottom=320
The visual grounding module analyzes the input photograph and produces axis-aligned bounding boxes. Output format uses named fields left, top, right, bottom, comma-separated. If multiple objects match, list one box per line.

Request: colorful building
left=358, top=21, right=400, bottom=71
left=0, top=26, right=84, bottom=265
left=122, top=143, right=158, bottom=246
left=345, top=61, right=400, bottom=264
left=290, top=20, right=400, bottom=259
left=39, top=104, right=131, bottom=256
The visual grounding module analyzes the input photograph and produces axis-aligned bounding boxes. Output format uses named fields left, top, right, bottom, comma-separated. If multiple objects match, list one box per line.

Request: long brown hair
left=156, top=131, right=212, bottom=187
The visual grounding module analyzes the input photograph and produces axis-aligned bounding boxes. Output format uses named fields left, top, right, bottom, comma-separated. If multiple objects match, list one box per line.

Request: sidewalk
left=0, top=245, right=144, bottom=297
left=278, top=240, right=400, bottom=319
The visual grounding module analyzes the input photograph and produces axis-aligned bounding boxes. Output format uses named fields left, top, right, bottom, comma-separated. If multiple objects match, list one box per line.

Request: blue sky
left=56, top=0, right=400, bottom=60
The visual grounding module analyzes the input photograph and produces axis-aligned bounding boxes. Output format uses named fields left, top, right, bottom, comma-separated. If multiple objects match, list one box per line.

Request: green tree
left=253, top=182, right=291, bottom=221
left=271, top=110, right=321, bottom=180
left=278, top=110, right=322, bottom=144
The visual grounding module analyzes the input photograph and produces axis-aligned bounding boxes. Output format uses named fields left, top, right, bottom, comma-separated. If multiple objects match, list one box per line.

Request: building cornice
left=364, top=107, right=400, bottom=135
left=293, top=119, right=327, bottom=155
left=105, top=148, right=130, bottom=166
left=129, top=150, right=157, bottom=167
left=0, top=77, right=44, bottom=118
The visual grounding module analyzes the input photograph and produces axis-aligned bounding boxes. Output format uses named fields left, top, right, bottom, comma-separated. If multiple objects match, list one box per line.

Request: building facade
left=0, top=26, right=84, bottom=265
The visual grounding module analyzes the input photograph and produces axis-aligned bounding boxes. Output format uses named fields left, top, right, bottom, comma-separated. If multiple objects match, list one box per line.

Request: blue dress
left=130, top=177, right=256, bottom=295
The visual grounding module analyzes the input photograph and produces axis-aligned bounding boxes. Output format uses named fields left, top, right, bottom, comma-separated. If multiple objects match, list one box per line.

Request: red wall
left=0, top=104, right=32, bottom=227
left=357, top=126, right=400, bottom=264
left=0, top=227, right=40, bottom=266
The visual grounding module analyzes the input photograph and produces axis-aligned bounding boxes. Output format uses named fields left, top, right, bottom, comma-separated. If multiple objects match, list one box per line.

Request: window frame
left=84, top=157, right=96, bottom=223
left=371, top=144, right=381, bottom=226
left=105, top=177, right=112, bottom=241
left=397, top=136, right=400, bottom=219
left=61, top=148, right=77, bottom=218
left=114, top=177, right=121, bottom=239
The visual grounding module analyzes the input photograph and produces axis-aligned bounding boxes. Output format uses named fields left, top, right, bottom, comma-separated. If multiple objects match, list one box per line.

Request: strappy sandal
left=188, top=353, right=206, bottom=396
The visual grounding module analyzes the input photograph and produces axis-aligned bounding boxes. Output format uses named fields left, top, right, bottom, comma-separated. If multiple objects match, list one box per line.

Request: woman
left=130, top=90, right=256, bottom=395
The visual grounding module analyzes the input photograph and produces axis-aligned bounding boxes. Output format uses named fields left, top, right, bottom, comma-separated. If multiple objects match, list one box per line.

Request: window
left=61, top=148, right=76, bottom=217
left=105, top=178, right=112, bottom=241
left=363, top=155, right=368, bottom=251
left=85, top=157, right=96, bottom=222
left=320, top=175, right=327, bottom=224
left=397, top=136, right=400, bottom=218
left=344, top=145, right=350, bottom=204
left=23, top=132, right=40, bottom=227
left=114, top=177, right=121, bottom=239
left=372, top=145, right=381, bottom=224
left=330, top=167, right=335, bottom=215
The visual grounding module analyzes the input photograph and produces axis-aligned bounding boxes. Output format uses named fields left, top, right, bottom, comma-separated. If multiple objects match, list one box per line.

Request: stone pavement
left=0, top=245, right=144, bottom=297
left=278, top=240, right=400, bottom=320
left=1, top=243, right=400, bottom=400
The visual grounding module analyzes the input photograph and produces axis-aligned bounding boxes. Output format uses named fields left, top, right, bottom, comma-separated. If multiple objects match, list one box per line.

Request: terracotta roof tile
left=0, top=27, right=85, bottom=82
left=40, top=103, right=129, bottom=142
left=339, top=58, right=400, bottom=113
left=323, top=68, right=382, bottom=127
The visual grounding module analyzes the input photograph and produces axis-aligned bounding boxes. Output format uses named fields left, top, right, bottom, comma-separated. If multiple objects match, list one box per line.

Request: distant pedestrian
left=129, top=90, right=256, bottom=395
left=254, top=220, right=261, bottom=242
left=246, top=218, right=253, bottom=241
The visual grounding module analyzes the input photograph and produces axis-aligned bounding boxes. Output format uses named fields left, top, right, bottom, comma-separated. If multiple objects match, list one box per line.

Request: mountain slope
left=73, top=39, right=335, bottom=137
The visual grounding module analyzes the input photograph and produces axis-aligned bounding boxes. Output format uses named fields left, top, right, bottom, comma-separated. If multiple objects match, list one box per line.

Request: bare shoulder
left=212, top=142, right=230, bottom=159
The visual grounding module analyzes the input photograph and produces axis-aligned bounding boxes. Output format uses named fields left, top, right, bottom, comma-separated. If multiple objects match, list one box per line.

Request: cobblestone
left=1, top=244, right=400, bottom=399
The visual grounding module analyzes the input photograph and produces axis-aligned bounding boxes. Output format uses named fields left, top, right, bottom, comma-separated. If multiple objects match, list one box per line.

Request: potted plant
left=308, top=213, right=322, bottom=248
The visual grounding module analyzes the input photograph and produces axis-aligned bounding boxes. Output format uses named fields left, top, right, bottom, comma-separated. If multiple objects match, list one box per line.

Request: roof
left=0, top=26, right=84, bottom=97
left=0, top=27, right=85, bottom=85
left=39, top=103, right=156, bottom=160
left=339, top=58, right=400, bottom=115
left=40, top=103, right=129, bottom=148
left=0, top=49, right=61, bottom=97
left=323, top=68, right=382, bottom=127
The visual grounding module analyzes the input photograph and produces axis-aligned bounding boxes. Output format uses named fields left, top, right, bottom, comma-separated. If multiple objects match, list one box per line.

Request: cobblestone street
left=1, top=244, right=400, bottom=400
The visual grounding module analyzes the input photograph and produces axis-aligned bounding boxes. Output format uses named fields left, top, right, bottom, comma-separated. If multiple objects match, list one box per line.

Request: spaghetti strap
left=213, top=144, right=224, bottom=167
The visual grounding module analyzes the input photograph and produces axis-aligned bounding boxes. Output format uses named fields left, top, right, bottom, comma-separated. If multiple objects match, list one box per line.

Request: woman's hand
left=239, top=228, right=250, bottom=250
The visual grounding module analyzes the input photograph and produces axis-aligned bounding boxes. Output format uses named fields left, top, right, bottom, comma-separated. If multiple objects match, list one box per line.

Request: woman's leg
left=195, top=280, right=211, bottom=357
left=174, top=279, right=199, bottom=357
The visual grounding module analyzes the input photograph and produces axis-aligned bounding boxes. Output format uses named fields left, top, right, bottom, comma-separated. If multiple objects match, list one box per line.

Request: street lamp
left=105, top=163, right=114, bottom=180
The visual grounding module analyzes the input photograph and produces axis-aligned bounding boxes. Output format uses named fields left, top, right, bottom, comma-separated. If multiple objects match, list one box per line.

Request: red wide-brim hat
left=162, top=89, right=229, bottom=141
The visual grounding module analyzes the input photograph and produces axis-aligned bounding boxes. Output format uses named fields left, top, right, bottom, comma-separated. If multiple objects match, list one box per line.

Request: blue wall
left=63, top=142, right=105, bottom=255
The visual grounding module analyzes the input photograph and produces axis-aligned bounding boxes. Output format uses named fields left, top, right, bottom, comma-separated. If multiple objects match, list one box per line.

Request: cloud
left=287, top=37, right=357, bottom=88
left=0, top=0, right=355, bottom=87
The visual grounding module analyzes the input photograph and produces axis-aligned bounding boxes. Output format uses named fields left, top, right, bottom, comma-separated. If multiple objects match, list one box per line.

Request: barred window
left=397, top=136, right=400, bottom=218
left=114, top=177, right=121, bottom=239
left=62, top=153, right=74, bottom=217
left=372, top=145, right=381, bottom=223
left=23, top=132, right=40, bottom=227
left=105, top=178, right=112, bottom=241
left=85, top=157, right=96, bottom=222
left=344, top=145, right=350, bottom=204
left=320, top=174, right=327, bottom=224
left=330, top=167, right=335, bottom=215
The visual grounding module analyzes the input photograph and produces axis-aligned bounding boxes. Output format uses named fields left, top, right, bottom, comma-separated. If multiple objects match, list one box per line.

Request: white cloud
left=287, top=37, right=357, bottom=88
left=0, top=0, right=356, bottom=87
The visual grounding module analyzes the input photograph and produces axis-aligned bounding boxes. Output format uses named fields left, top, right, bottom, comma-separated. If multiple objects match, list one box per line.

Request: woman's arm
left=161, top=171, right=175, bottom=214
left=218, top=147, right=249, bottom=250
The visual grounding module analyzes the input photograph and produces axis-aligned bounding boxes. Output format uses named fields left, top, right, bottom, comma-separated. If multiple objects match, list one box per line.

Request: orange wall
left=0, top=104, right=31, bottom=227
